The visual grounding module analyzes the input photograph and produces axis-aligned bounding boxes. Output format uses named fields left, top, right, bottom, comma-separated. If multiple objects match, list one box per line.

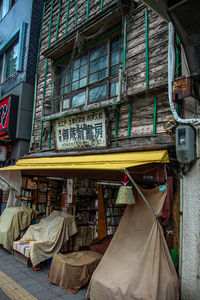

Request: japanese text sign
left=55, top=109, right=106, bottom=150
left=0, top=97, right=10, bottom=135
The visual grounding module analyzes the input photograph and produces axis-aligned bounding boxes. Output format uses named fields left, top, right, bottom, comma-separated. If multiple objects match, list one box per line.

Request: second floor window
left=5, top=40, right=18, bottom=78
left=0, top=0, right=16, bottom=21
left=0, top=39, right=18, bottom=83
left=57, top=36, right=123, bottom=110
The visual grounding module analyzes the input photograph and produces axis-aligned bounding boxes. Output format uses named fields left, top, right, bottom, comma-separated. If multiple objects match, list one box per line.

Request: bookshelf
left=103, top=186, right=126, bottom=235
left=20, top=177, right=62, bottom=216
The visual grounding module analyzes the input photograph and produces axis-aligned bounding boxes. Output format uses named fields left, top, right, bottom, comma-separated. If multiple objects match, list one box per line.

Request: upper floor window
left=56, top=36, right=123, bottom=110
left=5, top=40, right=18, bottom=78
left=0, top=22, right=25, bottom=84
left=0, top=0, right=16, bottom=21
left=0, top=38, right=18, bottom=83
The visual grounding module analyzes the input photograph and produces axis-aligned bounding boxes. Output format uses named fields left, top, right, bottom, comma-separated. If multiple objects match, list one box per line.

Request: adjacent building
left=0, top=0, right=43, bottom=166
left=0, top=0, right=44, bottom=212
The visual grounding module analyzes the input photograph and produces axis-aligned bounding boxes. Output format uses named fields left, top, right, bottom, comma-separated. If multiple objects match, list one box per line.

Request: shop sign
left=0, top=97, right=10, bottom=135
left=67, top=179, right=73, bottom=203
left=55, top=109, right=106, bottom=150
left=0, top=95, right=19, bottom=138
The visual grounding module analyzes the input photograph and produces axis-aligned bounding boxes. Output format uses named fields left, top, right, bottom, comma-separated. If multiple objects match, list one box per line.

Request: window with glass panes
left=5, top=40, right=18, bottom=79
left=0, top=39, right=19, bottom=83
left=0, top=0, right=16, bottom=21
left=57, top=36, right=123, bottom=110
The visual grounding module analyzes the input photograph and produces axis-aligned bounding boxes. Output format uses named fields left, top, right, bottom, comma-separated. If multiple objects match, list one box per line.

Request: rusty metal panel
left=172, top=77, right=192, bottom=103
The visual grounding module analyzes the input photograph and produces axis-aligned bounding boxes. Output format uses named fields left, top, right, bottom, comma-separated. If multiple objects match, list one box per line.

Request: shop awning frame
left=0, top=150, right=169, bottom=172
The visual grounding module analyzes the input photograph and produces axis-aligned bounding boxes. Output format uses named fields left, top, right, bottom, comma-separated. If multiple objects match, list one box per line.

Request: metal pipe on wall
left=168, top=22, right=200, bottom=125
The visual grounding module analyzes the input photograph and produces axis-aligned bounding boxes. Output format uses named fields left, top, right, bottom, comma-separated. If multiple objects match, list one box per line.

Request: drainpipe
left=168, top=22, right=200, bottom=125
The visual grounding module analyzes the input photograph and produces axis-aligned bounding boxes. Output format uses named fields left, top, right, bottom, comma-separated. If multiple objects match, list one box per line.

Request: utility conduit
left=168, top=22, right=200, bottom=126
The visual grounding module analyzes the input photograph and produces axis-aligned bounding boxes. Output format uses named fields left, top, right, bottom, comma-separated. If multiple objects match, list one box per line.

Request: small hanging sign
left=67, top=178, right=73, bottom=204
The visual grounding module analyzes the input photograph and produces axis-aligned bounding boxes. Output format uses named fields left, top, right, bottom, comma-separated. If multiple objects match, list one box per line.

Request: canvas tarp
left=86, top=185, right=179, bottom=300
left=0, top=170, right=21, bottom=194
left=49, top=251, right=103, bottom=294
left=0, top=207, right=34, bottom=252
left=0, top=170, right=22, bottom=208
left=20, top=211, right=77, bottom=266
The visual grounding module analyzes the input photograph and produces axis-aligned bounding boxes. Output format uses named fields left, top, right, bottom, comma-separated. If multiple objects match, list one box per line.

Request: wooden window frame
left=56, top=35, right=122, bottom=112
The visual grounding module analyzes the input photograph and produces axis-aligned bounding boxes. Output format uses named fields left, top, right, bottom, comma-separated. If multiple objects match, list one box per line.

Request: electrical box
left=175, top=125, right=196, bottom=163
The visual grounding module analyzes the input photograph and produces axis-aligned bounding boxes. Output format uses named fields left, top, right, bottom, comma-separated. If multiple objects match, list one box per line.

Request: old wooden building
left=0, top=1, right=181, bottom=296
left=30, top=0, right=175, bottom=152
left=23, top=0, right=180, bottom=258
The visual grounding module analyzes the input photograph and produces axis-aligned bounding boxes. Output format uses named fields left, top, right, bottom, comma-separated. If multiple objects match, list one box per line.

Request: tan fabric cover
left=0, top=207, right=34, bottom=251
left=20, top=211, right=77, bottom=266
left=86, top=185, right=179, bottom=300
left=49, top=251, right=103, bottom=294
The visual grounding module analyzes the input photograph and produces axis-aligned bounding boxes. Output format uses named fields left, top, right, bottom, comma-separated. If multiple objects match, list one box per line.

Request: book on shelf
left=37, top=204, right=46, bottom=213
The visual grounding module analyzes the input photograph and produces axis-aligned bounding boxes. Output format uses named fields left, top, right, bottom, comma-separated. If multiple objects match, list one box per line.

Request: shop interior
left=0, top=163, right=179, bottom=296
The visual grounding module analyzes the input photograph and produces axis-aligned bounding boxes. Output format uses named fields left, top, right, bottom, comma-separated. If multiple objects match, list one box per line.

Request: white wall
left=181, top=151, right=200, bottom=299
left=180, top=61, right=200, bottom=298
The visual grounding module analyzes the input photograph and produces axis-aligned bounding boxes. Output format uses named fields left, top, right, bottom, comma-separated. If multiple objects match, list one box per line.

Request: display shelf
left=76, top=209, right=97, bottom=212
left=103, top=186, right=125, bottom=235
left=76, top=194, right=97, bottom=198
left=75, top=179, right=98, bottom=232
left=20, top=197, right=33, bottom=201
left=21, top=176, right=62, bottom=216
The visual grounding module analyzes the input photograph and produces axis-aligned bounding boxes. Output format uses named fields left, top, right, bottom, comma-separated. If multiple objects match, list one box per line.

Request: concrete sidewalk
left=0, top=246, right=87, bottom=300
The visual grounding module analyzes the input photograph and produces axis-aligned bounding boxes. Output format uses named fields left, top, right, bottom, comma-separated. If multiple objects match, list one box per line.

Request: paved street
left=0, top=289, right=10, bottom=300
left=0, top=246, right=87, bottom=300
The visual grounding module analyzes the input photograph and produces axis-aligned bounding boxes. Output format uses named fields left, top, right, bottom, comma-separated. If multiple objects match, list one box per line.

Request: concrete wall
left=0, top=0, right=33, bottom=95
left=0, top=0, right=43, bottom=91
left=2, top=81, right=34, bottom=141
left=181, top=137, right=200, bottom=300
left=181, top=53, right=200, bottom=299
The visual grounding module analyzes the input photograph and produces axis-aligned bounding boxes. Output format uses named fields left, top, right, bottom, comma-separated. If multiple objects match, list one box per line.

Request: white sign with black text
left=55, top=109, right=106, bottom=150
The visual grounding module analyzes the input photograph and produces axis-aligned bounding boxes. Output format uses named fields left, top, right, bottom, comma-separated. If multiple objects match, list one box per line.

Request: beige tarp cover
left=0, top=207, right=34, bottom=252
left=0, top=170, right=21, bottom=194
left=87, top=185, right=179, bottom=300
left=49, top=251, right=103, bottom=294
left=20, top=211, right=77, bottom=266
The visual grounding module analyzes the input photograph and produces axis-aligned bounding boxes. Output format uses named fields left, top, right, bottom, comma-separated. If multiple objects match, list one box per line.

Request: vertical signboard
left=0, top=95, right=18, bottom=138
left=0, top=97, right=11, bottom=136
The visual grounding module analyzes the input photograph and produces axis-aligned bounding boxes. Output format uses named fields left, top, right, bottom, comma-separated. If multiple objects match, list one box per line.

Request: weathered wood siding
left=31, top=0, right=174, bottom=152
left=126, top=5, right=168, bottom=94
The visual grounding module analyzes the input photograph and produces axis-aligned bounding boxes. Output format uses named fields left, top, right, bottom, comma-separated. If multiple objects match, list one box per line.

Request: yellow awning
left=1, top=150, right=169, bottom=171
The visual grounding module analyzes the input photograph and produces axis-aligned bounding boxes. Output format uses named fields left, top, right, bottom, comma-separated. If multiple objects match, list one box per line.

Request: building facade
left=30, top=0, right=173, bottom=153
left=0, top=0, right=43, bottom=166
left=11, top=0, right=181, bottom=295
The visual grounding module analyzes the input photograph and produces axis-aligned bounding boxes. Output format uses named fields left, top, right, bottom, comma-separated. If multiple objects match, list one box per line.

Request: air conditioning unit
left=0, top=146, right=7, bottom=162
